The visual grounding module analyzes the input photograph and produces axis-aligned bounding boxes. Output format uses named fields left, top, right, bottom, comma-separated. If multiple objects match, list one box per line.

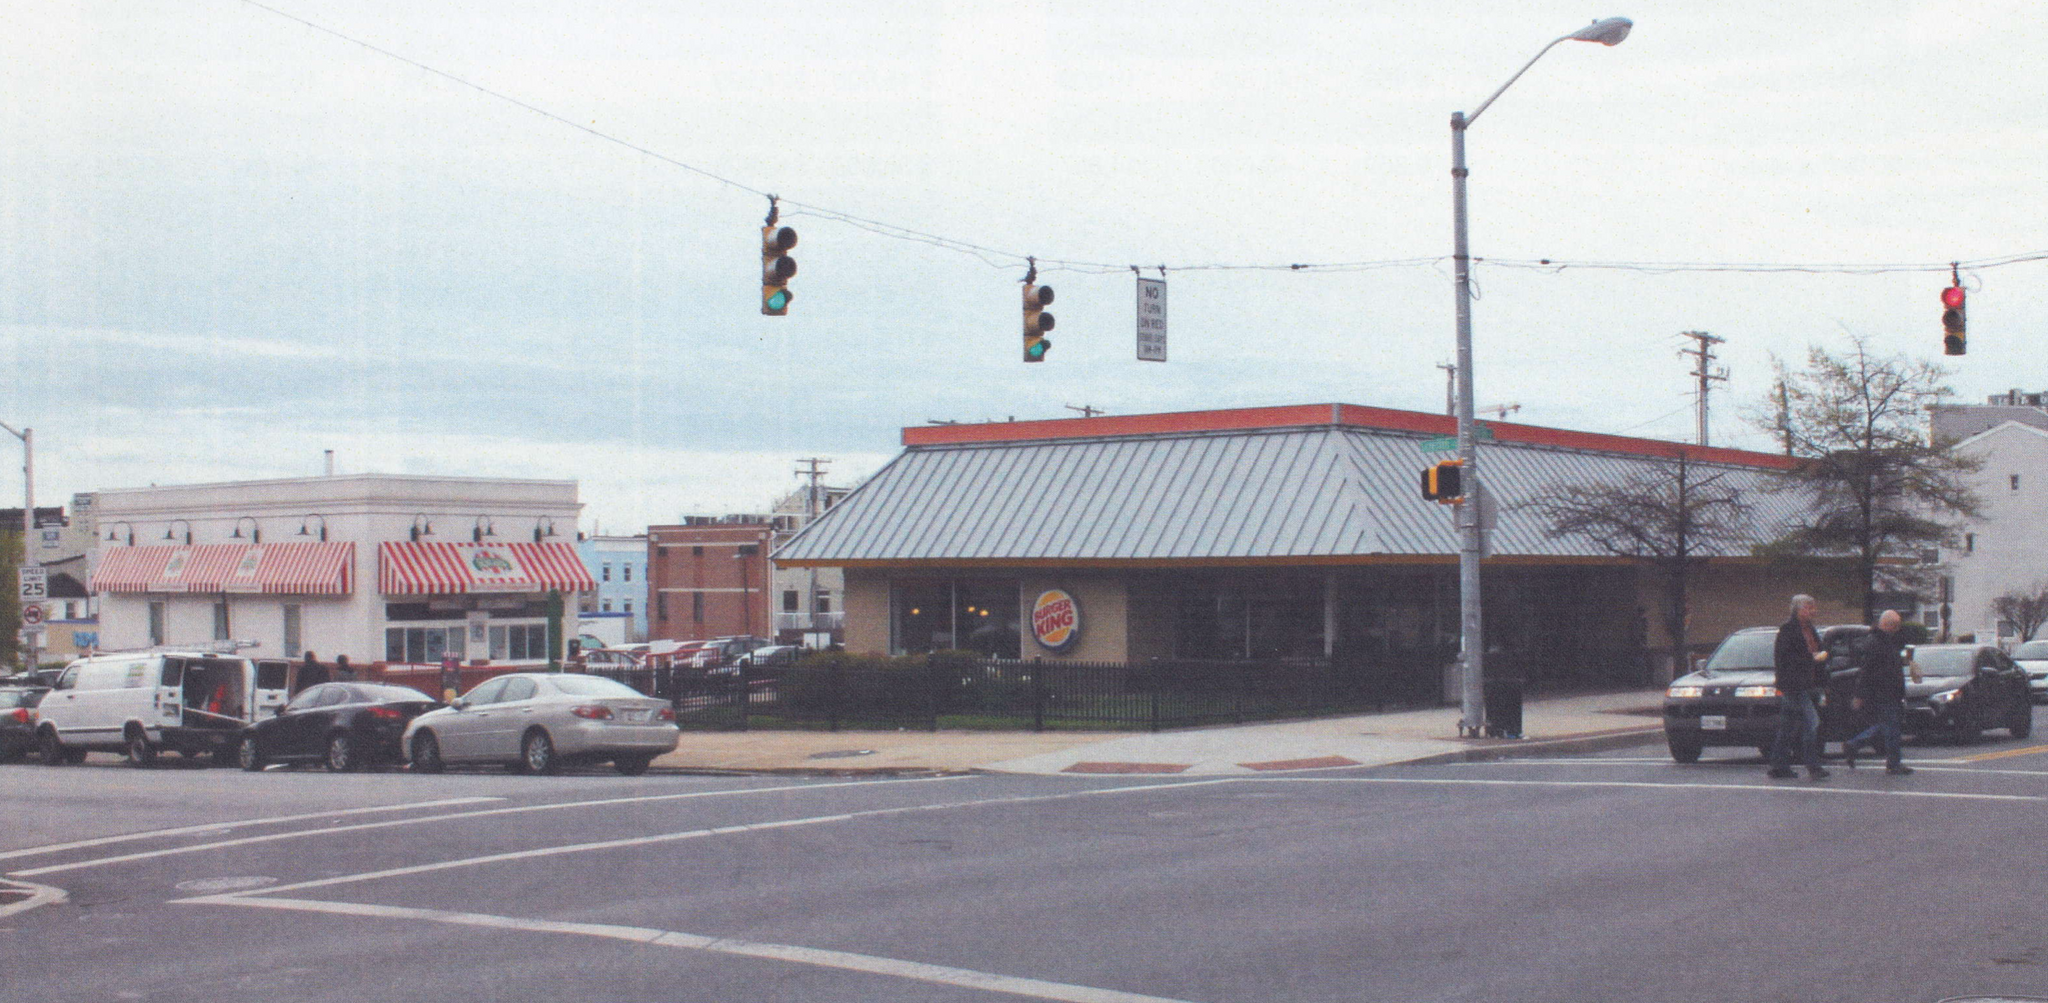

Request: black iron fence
left=589, top=651, right=1460, bottom=733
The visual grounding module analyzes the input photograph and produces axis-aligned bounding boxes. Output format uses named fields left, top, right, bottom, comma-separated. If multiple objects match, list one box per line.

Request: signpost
left=1136, top=277, right=1167, bottom=362
left=17, top=567, right=45, bottom=671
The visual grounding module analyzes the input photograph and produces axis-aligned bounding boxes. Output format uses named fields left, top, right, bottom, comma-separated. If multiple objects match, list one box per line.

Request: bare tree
left=1524, top=450, right=1752, bottom=676
left=1992, top=585, right=2048, bottom=643
left=1752, top=337, right=1981, bottom=622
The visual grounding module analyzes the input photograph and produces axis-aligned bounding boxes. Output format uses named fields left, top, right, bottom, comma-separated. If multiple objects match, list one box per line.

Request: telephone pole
left=1679, top=331, right=1728, bottom=447
left=794, top=457, right=831, bottom=639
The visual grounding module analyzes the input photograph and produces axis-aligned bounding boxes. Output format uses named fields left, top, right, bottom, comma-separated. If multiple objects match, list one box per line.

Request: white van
left=36, top=649, right=291, bottom=766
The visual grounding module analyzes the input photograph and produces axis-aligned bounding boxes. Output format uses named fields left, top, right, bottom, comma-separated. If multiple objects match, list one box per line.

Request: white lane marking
left=0, top=877, right=67, bottom=918
left=0, top=797, right=505, bottom=863
left=1234, top=776, right=2043, bottom=801
left=1464, top=756, right=1973, bottom=766
left=175, top=779, right=1239, bottom=900
left=182, top=896, right=1198, bottom=1003
left=12, top=776, right=971, bottom=878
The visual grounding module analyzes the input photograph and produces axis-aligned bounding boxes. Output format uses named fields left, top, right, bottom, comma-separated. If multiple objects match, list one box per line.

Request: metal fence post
left=736, top=660, right=749, bottom=732
left=1031, top=657, right=1045, bottom=732
left=828, top=656, right=841, bottom=733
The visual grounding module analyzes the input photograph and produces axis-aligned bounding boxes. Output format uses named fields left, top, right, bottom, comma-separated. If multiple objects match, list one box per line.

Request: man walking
left=1842, top=610, right=1920, bottom=775
left=1768, top=594, right=1830, bottom=780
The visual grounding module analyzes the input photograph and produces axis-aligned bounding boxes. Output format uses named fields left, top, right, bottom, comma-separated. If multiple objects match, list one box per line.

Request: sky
left=3, top=0, right=2043, bottom=534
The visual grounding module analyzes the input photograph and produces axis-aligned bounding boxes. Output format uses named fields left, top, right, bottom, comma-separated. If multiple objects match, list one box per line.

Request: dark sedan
left=1896, top=644, right=2032, bottom=741
left=1663, top=624, right=1870, bottom=763
left=238, top=682, right=442, bottom=772
left=0, top=687, right=45, bottom=762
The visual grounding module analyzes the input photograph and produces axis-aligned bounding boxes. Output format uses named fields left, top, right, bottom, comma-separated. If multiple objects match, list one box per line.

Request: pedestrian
left=1841, top=610, right=1921, bottom=775
left=1767, top=594, right=1831, bottom=780
left=438, top=655, right=461, bottom=703
left=333, top=653, right=354, bottom=681
left=298, top=650, right=327, bottom=692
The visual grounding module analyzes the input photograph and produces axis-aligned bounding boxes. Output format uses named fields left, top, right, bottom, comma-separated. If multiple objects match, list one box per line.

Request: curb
left=1393, top=726, right=1665, bottom=766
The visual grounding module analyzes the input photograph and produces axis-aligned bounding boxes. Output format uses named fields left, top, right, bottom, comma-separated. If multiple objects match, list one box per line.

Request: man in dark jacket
left=1842, top=610, right=1920, bottom=775
left=1767, top=594, right=1831, bottom=780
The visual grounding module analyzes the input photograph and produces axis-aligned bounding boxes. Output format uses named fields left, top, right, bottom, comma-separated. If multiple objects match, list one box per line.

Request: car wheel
left=1667, top=733, right=1703, bottom=764
left=37, top=729, right=66, bottom=766
left=410, top=731, right=444, bottom=774
left=520, top=729, right=558, bottom=775
left=613, top=754, right=653, bottom=776
left=239, top=734, right=267, bottom=772
left=325, top=733, right=356, bottom=772
left=125, top=728, right=158, bottom=768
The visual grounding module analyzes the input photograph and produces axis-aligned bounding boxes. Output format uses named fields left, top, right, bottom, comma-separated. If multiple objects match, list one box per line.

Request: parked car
left=690, top=636, right=772, bottom=670
left=404, top=672, right=679, bottom=776
left=582, top=648, right=643, bottom=673
left=1897, top=644, right=2032, bottom=741
left=2010, top=639, right=2048, bottom=703
left=1662, top=624, right=1870, bottom=763
left=36, top=649, right=291, bottom=766
left=733, top=645, right=802, bottom=669
left=238, top=682, right=443, bottom=772
left=0, top=687, right=46, bottom=762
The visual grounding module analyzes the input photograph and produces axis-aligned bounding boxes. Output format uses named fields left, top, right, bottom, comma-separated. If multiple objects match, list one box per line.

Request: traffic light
left=761, top=224, right=797, bottom=316
left=1420, top=458, right=1465, bottom=504
left=1023, top=283, right=1055, bottom=362
left=1942, top=284, right=1966, bottom=356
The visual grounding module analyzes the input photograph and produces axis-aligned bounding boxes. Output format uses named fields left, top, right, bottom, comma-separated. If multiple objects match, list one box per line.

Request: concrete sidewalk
left=649, top=689, right=1668, bottom=776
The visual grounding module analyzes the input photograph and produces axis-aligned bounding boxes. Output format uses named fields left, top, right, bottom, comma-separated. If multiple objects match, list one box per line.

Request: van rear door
left=252, top=660, right=291, bottom=720
left=156, top=658, right=185, bottom=731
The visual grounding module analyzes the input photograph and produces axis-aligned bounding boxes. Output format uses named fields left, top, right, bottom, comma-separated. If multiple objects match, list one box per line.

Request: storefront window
left=385, top=626, right=467, bottom=665
left=893, top=579, right=1019, bottom=657
left=1172, top=577, right=1324, bottom=659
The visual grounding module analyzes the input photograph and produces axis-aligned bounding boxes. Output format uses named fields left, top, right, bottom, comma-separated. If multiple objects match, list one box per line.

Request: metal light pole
left=1451, top=17, right=1631, bottom=737
left=0, top=421, right=33, bottom=673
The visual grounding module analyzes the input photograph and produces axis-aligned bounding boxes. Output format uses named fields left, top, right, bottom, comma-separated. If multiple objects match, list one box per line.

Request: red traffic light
left=1941, top=286, right=1965, bottom=310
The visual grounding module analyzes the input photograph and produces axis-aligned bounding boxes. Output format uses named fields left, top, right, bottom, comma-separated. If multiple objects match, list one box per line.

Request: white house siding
left=1946, top=422, right=2048, bottom=643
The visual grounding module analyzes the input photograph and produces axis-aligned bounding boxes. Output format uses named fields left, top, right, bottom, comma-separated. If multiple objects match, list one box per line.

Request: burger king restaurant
left=774, top=404, right=1833, bottom=694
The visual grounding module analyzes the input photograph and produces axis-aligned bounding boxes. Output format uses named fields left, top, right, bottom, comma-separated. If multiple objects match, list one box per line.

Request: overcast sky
left=3, top=0, right=2041, bottom=533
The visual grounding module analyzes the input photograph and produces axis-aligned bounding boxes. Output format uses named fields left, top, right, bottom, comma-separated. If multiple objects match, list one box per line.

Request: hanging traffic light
left=1942, top=284, right=1966, bottom=356
left=1421, top=458, right=1465, bottom=504
left=761, top=224, right=797, bottom=316
left=1023, top=283, right=1055, bottom=362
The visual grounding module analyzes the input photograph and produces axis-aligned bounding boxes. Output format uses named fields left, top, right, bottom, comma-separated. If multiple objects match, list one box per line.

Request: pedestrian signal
left=1421, top=459, right=1465, bottom=504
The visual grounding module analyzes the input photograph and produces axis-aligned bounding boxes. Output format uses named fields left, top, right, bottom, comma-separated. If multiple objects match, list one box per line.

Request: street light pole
left=0, top=421, right=32, bottom=674
left=1451, top=17, right=1632, bottom=737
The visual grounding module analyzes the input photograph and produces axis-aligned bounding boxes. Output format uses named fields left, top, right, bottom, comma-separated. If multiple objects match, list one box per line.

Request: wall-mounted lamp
left=105, top=521, right=135, bottom=545
left=164, top=519, right=193, bottom=545
left=472, top=515, right=496, bottom=543
left=533, top=516, right=557, bottom=543
left=410, top=514, right=434, bottom=542
left=229, top=516, right=261, bottom=544
left=296, top=514, right=328, bottom=542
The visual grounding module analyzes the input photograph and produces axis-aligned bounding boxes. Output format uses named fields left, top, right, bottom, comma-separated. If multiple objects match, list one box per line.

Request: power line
left=232, top=1, right=2048, bottom=283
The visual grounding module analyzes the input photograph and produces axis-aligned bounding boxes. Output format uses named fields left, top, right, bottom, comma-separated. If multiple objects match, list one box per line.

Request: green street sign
left=1420, top=437, right=1459, bottom=453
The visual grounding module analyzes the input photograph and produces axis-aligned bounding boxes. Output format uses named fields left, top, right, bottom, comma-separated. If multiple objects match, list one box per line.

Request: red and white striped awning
left=378, top=541, right=595, bottom=595
left=90, top=543, right=354, bottom=595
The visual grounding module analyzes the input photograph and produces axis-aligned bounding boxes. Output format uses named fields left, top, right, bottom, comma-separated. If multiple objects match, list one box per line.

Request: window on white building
left=601, top=599, right=613, bottom=612
left=624, top=564, right=632, bottom=582
left=148, top=602, right=166, bottom=646
left=602, top=563, right=612, bottom=582
left=212, top=602, right=230, bottom=641
left=283, top=605, right=303, bottom=658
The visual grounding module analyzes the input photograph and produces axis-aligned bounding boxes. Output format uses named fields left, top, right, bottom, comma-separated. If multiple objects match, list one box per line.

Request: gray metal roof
left=775, top=424, right=1811, bottom=564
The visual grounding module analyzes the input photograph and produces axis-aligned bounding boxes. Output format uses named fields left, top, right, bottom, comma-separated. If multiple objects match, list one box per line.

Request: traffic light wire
left=232, top=0, right=2048, bottom=285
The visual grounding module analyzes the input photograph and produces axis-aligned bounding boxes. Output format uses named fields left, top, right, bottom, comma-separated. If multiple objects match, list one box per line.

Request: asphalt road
left=6, top=724, right=2048, bottom=1003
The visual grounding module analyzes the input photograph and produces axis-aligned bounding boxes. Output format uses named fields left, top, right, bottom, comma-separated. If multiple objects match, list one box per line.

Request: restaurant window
left=212, top=601, right=231, bottom=641
left=891, top=579, right=1019, bottom=658
left=282, top=604, right=303, bottom=658
left=488, top=623, right=548, bottom=661
left=148, top=601, right=166, bottom=646
left=385, top=625, right=466, bottom=664
left=1171, top=577, right=1325, bottom=660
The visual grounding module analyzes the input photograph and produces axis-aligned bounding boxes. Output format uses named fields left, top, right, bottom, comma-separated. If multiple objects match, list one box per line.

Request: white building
left=88, top=475, right=593, bottom=675
left=1943, top=420, right=2048, bottom=643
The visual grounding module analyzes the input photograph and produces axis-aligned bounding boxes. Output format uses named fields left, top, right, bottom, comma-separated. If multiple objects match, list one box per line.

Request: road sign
left=20, top=604, right=42, bottom=626
left=1420, top=436, right=1459, bottom=453
left=18, top=567, right=47, bottom=603
left=1136, top=277, right=1167, bottom=362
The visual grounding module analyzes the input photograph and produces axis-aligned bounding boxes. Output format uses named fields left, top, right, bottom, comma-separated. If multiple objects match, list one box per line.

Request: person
left=332, top=653, right=354, bottom=681
left=298, top=651, right=328, bottom=692
left=438, top=655, right=462, bottom=703
left=1842, top=610, right=1921, bottom=775
left=1767, top=594, right=1831, bottom=780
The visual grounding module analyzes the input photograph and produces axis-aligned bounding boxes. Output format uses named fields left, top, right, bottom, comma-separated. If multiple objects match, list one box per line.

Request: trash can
left=1483, top=672, right=1523, bottom=739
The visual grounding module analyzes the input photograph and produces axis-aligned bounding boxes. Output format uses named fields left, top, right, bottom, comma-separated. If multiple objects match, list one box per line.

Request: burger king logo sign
left=1030, top=589, right=1081, bottom=653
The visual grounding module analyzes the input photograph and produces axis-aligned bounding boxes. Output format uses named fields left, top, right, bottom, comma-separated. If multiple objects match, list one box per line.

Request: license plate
left=1701, top=715, right=1727, bottom=730
left=622, top=709, right=650, bottom=723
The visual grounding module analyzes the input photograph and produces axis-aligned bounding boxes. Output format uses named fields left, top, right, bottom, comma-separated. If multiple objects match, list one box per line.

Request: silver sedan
left=403, top=672, right=678, bottom=775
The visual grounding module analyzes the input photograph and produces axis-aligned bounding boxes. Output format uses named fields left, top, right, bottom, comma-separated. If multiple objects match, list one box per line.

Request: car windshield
left=1702, top=632, right=1777, bottom=673
left=548, top=675, right=645, bottom=698
left=2013, top=641, right=2048, bottom=661
left=1911, top=647, right=1978, bottom=677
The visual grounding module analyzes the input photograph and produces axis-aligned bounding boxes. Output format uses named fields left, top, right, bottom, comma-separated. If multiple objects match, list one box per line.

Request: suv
left=1663, top=625, right=1870, bottom=763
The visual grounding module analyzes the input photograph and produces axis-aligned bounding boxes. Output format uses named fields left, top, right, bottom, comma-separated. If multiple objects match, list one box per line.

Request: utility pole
left=1063, top=404, right=1104, bottom=417
left=794, top=457, right=830, bottom=640
left=1679, top=331, right=1728, bottom=447
left=1774, top=379, right=1793, bottom=457
left=0, top=421, right=32, bottom=673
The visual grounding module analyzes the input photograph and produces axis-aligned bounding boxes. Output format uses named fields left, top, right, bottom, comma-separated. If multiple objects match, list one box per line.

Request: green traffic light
left=766, top=289, right=790, bottom=312
left=1025, top=337, right=1050, bottom=361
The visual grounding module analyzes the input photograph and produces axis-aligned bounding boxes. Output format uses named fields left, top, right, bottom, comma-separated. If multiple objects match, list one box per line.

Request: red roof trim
left=903, top=403, right=1796, bottom=470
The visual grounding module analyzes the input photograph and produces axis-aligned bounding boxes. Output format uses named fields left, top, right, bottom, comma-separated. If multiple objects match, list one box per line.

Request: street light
left=1450, top=16, right=1631, bottom=738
